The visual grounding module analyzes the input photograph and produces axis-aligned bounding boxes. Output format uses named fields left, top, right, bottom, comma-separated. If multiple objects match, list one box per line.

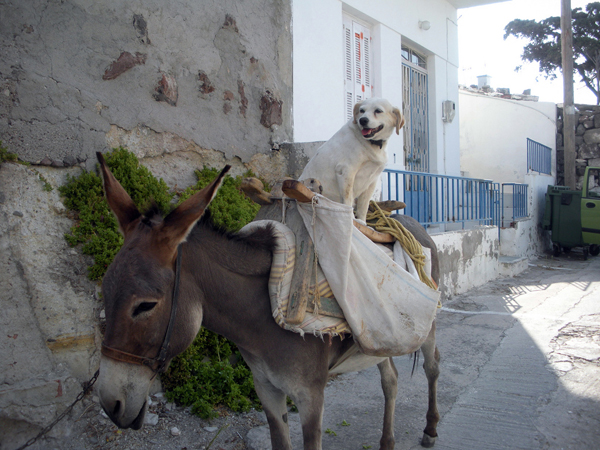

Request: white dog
left=300, top=98, right=404, bottom=222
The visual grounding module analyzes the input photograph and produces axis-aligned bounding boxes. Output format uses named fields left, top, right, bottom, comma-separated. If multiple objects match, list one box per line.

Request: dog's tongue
left=361, top=128, right=372, bottom=136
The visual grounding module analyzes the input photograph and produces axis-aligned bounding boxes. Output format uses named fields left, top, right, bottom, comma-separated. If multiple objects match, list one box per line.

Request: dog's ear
left=392, top=107, right=405, bottom=135
left=353, top=101, right=364, bottom=124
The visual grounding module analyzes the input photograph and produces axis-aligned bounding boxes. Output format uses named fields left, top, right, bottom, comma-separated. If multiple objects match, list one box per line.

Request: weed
left=325, top=428, right=337, bottom=436
left=0, top=141, right=18, bottom=163
left=341, top=420, right=351, bottom=426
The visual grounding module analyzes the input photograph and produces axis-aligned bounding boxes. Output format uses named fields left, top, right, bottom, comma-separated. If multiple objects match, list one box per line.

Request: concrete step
left=498, top=255, right=528, bottom=278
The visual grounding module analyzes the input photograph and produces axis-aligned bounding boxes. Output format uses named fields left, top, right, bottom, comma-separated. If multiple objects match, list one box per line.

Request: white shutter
left=343, top=16, right=373, bottom=121
left=343, top=18, right=354, bottom=121
left=362, top=27, right=372, bottom=99
left=353, top=22, right=364, bottom=104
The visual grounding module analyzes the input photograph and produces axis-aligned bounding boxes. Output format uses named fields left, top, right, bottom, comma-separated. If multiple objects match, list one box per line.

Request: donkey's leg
left=291, top=385, right=325, bottom=450
left=420, top=321, right=440, bottom=448
left=252, top=375, right=293, bottom=450
left=377, top=357, right=399, bottom=450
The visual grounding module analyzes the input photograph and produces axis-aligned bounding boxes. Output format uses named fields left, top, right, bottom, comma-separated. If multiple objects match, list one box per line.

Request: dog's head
left=353, top=98, right=404, bottom=142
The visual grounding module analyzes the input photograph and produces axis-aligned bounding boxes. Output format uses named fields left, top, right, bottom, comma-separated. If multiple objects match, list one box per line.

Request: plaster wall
left=292, top=0, right=461, bottom=176
left=0, top=0, right=292, bottom=173
left=499, top=172, right=554, bottom=259
left=459, top=91, right=556, bottom=183
left=0, top=163, right=101, bottom=445
left=431, top=225, right=500, bottom=298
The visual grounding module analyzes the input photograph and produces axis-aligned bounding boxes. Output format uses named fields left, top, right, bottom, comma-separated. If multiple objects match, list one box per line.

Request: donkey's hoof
left=421, top=432, right=437, bottom=448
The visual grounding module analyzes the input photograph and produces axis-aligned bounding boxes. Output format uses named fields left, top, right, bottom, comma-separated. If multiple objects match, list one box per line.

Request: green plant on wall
left=59, top=147, right=263, bottom=418
left=0, top=141, right=18, bottom=163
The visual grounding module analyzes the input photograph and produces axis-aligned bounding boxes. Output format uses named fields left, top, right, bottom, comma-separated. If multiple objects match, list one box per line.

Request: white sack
left=297, top=195, right=440, bottom=356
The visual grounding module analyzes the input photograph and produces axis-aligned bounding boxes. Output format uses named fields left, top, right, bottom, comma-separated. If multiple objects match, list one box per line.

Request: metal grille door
left=402, top=63, right=429, bottom=173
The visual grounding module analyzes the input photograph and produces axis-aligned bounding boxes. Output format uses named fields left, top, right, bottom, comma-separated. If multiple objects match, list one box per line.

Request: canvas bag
left=296, top=195, right=440, bottom=356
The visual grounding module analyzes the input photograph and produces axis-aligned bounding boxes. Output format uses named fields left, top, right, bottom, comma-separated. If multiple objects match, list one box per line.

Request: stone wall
left=556, top=105, right=600, bottom=187
left=0, top=0, right=293, bottom=177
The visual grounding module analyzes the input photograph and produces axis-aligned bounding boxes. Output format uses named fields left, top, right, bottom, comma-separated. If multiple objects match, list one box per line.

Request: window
left=343, top=14, right=373, bottom=121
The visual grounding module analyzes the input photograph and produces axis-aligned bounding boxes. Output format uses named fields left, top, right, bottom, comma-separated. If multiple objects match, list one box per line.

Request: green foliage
left=161, top=329, right=260, bottom=419
left=178, top=167, right=261, bottom=231
left=0, top=141, right=18, bottom=163
left=59, top=148, right=172, bottom=280
left=504, top=2, right=600, bottom=104
left=59, top=147, right=263, bottom=417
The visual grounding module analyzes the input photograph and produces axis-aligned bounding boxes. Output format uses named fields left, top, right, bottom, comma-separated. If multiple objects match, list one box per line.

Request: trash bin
left=542, top=185, right=586, bottom=258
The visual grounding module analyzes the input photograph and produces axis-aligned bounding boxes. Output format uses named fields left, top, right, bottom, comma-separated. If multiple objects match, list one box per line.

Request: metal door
left=402, top=61, right=429, bottom=216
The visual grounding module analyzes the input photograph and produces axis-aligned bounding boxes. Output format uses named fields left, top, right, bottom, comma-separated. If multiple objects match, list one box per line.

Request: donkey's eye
left=133, top=302, right=157, bottom=317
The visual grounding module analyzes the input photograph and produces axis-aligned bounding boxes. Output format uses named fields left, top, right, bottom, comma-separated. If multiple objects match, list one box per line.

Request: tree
left=504, top=2, right=600, bottom=105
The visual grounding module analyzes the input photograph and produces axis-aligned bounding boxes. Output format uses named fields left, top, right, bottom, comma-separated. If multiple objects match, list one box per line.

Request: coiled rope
left=366, top=201, right=438, bottom=292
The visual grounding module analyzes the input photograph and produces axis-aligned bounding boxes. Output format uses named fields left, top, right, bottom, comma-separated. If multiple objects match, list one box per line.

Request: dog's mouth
left=361, top=124, right=384, bottom=139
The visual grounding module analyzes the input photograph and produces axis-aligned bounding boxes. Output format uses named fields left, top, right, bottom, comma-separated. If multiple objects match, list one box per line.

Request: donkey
left=95, top=153, right=440, bottom=450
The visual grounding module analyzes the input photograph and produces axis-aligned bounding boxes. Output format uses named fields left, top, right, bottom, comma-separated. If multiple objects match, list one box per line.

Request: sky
left=458, top=0, right=597, bottom=104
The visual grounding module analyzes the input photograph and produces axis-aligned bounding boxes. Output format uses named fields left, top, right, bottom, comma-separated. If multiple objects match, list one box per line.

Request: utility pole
left=561, top=0, right=576, bottom=189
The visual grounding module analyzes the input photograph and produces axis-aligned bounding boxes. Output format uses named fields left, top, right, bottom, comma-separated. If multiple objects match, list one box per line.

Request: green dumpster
left=542, top=186, right=585, bottom=258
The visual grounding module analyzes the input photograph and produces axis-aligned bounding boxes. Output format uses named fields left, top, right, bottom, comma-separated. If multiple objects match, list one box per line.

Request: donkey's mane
left=193, top=211, right=277, bottom=253
left=186, top=211, right=276, bottom=277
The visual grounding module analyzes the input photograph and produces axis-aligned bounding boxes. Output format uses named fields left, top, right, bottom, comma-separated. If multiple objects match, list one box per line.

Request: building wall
left=459, top=91, right=557, bottom=183
left=292, top=0, right=461, bottom=175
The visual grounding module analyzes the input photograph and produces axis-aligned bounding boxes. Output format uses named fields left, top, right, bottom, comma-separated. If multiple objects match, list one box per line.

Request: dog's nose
left=359, top=117, right=369, bottom=127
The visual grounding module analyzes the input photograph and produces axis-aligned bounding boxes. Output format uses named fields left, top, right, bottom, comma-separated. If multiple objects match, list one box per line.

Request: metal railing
left=501, top=183, right=529, bottom=227
left=527, top=138, right=551, bottom=175
left=382, top=169, right=501, bottom=228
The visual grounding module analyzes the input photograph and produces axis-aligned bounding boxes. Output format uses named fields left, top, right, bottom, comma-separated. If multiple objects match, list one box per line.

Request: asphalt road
left=21, top=251, right=600, bottom=450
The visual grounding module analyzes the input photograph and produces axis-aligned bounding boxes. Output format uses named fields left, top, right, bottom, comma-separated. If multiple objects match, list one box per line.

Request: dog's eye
left=375, top=109, right=383, bottom=114
left=359, top=108, right=365, bottom=113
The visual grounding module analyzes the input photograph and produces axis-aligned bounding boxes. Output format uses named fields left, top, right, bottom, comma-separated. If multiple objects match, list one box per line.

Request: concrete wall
left=460, top=90, right=556, bottom=183
left=499, top=172, right=554, bottom=260
left=292, top=0, right=461, bottom=175
left=0, top=0, right=292, bottom=177
left=431, top=225, right=500, bottom=298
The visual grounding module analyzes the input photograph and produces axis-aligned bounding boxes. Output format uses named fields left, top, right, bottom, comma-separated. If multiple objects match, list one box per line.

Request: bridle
left=101, top=245, right=182, bottom=376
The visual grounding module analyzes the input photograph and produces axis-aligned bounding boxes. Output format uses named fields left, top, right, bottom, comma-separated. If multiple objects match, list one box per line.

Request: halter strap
left=101, top=245, right=182, bottom=375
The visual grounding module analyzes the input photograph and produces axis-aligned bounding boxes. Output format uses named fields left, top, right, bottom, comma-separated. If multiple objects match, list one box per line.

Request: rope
left=366, top=201, right=437, bottom=292
left=310, top=195, right=321, bottom=315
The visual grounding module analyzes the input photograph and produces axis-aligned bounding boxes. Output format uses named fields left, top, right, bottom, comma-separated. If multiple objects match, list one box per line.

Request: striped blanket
left=240, top=220, right=352, bottom=337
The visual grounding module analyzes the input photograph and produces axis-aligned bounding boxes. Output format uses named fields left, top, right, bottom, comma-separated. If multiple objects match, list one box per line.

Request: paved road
left=271, top=251, right=600, bottom=450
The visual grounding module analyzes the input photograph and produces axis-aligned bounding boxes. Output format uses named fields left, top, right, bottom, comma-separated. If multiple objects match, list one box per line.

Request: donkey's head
left=95, top=152, right=229, bottom=429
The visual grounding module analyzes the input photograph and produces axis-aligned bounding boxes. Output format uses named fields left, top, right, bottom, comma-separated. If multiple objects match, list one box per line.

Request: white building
left=291, top=0, right=509, bottom=177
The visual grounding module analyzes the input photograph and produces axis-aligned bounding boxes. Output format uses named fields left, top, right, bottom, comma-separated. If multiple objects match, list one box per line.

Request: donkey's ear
left=161, top=165, right=231, bottom=249
left=97, top=152, right=141, bottom=236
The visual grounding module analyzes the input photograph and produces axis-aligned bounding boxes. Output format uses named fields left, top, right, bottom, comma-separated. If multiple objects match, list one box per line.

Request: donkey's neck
left=184, top=220, right=276, bottom=345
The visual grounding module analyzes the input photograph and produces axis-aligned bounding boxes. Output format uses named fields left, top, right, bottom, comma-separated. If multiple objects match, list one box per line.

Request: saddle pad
left=239, top=220, right=352, bottom=338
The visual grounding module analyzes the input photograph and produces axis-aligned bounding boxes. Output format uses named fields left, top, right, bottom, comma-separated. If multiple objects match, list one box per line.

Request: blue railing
left=501, top=183, right=529, bottom=226
left=382, top=169, right=501, bottom=228
left=527, top=138, right=551, bottom=175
